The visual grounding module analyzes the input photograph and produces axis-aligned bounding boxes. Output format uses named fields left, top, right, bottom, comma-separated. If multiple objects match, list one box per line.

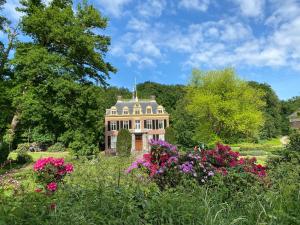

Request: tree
left=248, top=81, right=282, bottom=139
left=172, top=97, right=198, bottom=148
left=7, top=0, right=116, bottom=154
left=116, top=129, right=132, bottom=157
left=137, top=81, right=186, bottom=114
left=164, top=126, right=177, bottom=145
left=187, top=68, right=265, bottom=144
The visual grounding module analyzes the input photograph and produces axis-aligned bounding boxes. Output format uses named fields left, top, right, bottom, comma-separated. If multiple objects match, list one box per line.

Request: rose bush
left=127, top=140, right=266, bottom=189
left=33, top=157, right=74, bottom=194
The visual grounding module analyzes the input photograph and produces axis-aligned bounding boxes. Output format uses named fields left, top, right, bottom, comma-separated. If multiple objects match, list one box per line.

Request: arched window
left=134, top=104, right=142, bottom=115
left=157, top=106, right=164, bottom=114
left=111, top=106, right=117, bottom=115
left=146, top=106, right=152, bottom=114
left=123, top=107, right=129, bottom=115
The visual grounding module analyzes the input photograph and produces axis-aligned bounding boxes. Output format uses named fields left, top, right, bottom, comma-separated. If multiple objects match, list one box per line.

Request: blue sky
left=1, top=0, right=300, bottom=99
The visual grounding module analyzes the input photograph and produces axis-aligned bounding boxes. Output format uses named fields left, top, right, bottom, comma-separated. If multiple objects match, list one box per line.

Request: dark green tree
left=164, top=126, right=177, bottom=145
left=137, top=81, right=186, bottom=114
left=248, top=81, right=282, bottom=139
left=8, top=0, right=115, bottom=154
left=116, top=129, right=132, bottom=157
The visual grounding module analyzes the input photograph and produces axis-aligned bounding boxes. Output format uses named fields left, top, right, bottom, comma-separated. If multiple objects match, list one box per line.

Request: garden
left=0, top=133, right=300, bottom=225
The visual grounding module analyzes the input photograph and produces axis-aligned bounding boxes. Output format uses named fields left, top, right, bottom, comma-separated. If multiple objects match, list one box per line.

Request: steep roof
left=106, top=98, right=166, bottom=115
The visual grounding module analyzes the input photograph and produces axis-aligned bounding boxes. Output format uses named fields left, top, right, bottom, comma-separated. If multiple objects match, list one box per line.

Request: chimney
left=150, top=95, right=156, bottom=101
left=117, top=96, right=122, bottom=101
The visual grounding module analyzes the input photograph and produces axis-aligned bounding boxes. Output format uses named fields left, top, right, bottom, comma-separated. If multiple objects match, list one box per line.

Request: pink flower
left=47, top=182, right=58, bottom=192
left=65, top=163, right=74, bottom=173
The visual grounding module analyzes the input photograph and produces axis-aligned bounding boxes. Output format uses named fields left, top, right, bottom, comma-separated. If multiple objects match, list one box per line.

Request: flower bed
left=127, top=140, right=266, bottom=188
left=33, top=157, right=74, bottom=193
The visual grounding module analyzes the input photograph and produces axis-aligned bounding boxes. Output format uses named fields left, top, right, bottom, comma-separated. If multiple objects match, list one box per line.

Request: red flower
left=47, top=182, right=58, bottom=192
left=35, top=188, right=42, bottom=193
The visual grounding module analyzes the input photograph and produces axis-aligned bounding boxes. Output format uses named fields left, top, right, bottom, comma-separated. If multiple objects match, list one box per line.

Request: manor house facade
left=289, top=109, right=300, bottom=129
left=104, top=94, right=169, bottom=153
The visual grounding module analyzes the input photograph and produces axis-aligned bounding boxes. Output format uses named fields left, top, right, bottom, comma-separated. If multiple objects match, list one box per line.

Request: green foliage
left=280, top=96, right=300, bottom=135
left=116, top=129, right=132, bottom=157
left=248, top=81, right=282, bottom=139
left=187, top=68, right=265, bottom=144
left=164, top=126, right=177, bottom=144
left=0, top=142, right=9, bottom=164
left=16, top=143, right=30, bottom=152
left=172, top=98, right=198, bottom=148
left=16, top=149, right=33, bottom=165
left=47, top=142, right=65, bottom=152
left=287, top=130, right=300, bottom=152
left=137, top=81, right=186, bottom=114
left=68, top=131, right=99, bottom=157
left=0, top=154, right=300, bottom=225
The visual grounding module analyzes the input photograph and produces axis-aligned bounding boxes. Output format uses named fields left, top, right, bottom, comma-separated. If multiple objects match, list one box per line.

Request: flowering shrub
left=33, top=157, right=74, bottom=193
left=127, top=140, right=266, bottom=189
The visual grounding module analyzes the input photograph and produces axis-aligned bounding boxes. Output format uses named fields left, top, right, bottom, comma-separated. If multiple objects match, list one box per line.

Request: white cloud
left=137, top=0, right=167, bottom=18
left=231, top=0, right=265, bottom=17
left=126, top=18, right=149, bottom=31
left=132, top=39, right=161, bottom=58
left=178, top=0, right=210, bottom=11
left=97, top=0, right=131, bottom=17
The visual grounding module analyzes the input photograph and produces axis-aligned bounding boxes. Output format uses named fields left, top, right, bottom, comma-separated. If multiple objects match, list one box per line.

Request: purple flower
left=167, top=156, right=178, bottom=165
left=180, top=162, right=194, bottom=174
left=208, top=171, right=214, bottom=177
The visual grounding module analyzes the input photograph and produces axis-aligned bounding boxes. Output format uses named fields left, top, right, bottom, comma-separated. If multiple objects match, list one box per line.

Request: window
left=110, top=121, right=117, bottom=131
left=111, top=136, right=117, bottom=149
left=123, top=107, right=129, bottom=115
left=123, top=121, right=129, bottom=129
left=111, top=107, right=117, bottom=115
left=135, top=109, right=141, bottom=115
left=146, top=106, right=152, bottom=114
left=158, top=120, right=164, bottom=129
left=145, top=120, right=152, bottom=129
left=157, top=106, right=163, bottom=114
left=135, top=120, right=141, bottom=129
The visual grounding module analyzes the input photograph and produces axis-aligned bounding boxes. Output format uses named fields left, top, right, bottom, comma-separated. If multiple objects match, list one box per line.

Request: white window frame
left=158, top=120, right=164, bottom=129
left=123, top=121, right=129, bottom=129
left=111, top=110, right=117, bottom=115
left=157, top=107, right=163, bottom=114
left=146, top=120, right=152, bottom=129
left=111, top=121, right=117, bottom=131
left=123, top=108, right=129, bottom=115
left=135, top=120, right=141, bottom=129
left=111, top=136, right=117, bottom=149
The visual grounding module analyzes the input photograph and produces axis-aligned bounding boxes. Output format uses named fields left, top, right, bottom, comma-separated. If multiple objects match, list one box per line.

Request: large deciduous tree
left=187, top=68, right=265, bottom=144
left=9, top=0, right=116, bottom=154
left=248, top=81, right=282, bottom=139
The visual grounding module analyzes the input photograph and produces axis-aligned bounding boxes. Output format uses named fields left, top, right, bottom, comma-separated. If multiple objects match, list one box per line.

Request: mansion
left=105, top=95, right=169, bottom=153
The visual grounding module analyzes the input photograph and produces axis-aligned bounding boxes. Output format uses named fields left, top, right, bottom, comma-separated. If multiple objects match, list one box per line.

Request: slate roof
left=106, top=99, right=165, bottom=115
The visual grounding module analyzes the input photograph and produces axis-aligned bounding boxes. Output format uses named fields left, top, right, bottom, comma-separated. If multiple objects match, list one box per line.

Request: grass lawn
left=230, top=137, right=284, bottom=165
left=9, top=151, right=70, bottom=161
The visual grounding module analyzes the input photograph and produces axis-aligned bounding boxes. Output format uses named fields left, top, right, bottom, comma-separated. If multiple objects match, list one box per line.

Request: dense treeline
left=0, top=0, right=299, bottom=156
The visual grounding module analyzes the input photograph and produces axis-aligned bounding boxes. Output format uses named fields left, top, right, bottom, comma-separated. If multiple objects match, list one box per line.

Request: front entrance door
left=135, top=134, right=143, bottom=151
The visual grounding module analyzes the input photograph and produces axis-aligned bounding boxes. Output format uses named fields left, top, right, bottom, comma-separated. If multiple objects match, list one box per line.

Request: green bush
left=16, top=149, right=33, bottom=164
left=287, top=130, right=300, bottom=152
left=48, top=142, right=66, bottom=152
left=0, top=142, right=9, bottom=164
left=165, top=126, right=176, bottom=144
left=116, top=129, right=131, bottom=157
left=16, top=143, right=30, bottom=152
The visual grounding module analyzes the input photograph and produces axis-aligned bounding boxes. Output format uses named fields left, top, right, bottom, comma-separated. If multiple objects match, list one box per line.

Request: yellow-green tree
left=187, top=68, right=265, bottom=144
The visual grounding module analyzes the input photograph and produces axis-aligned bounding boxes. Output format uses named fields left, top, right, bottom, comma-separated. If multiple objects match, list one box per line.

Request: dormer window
left=111, top=107, right=117, bottom=115
left=123, top=107, right=129, bottom=115
left=146, top=106, right=152, bottom=114
left=134, top=104, right=142, bottom=115
left=157, top=106, right=163, bottom=114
